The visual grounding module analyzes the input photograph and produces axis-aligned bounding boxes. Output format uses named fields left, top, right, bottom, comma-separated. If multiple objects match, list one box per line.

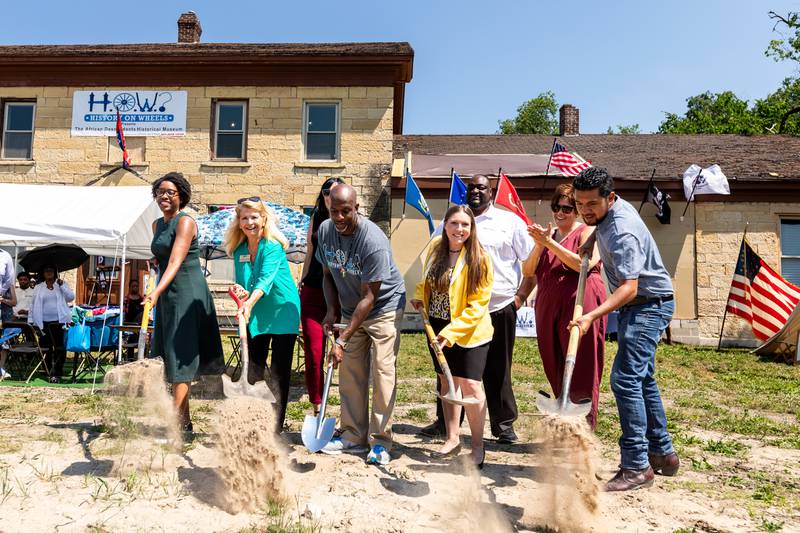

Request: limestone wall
left=0, top=86, right=394, bottom=219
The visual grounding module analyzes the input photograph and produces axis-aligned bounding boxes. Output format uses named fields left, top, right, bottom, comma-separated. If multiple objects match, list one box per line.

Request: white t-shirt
left=39, top=287, right=61, bottom=322
left=434, top=204, right=534, bottom=312
left=14, top=287, right=34, bottom=316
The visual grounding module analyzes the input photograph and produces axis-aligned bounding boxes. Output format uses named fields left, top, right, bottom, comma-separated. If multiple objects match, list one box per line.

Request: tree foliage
left=606, top=124, right=641, bottom=134
left=766, top=11, right=800, bottom=65
left=498, top=91, right=559, bottom=134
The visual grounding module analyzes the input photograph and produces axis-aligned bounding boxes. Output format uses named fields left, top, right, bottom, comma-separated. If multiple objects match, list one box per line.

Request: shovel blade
left=438, top=387, right=482, bottom=407
left=301, top=415, right=336, bottom=453
left=221, top=374, right=276, bottom=403
left=536, top=390, right=592, bottom=418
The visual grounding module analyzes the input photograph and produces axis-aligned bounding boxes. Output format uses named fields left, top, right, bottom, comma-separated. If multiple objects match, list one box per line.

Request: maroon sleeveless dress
left=534, top=224, right=606, bottom=429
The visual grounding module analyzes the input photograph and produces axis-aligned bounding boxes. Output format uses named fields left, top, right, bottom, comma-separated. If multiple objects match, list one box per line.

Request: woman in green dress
left=145, top=172, right=225, bottom=436
left=224, top=198, right=300, bottom=431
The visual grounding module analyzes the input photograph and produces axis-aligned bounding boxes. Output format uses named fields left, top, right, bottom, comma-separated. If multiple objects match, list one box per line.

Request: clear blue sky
left=4, top=0, right=799, bottom=133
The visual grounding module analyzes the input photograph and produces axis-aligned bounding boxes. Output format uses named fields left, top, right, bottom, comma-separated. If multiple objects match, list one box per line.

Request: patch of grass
left=36, top=430, right=65, bottom=444
left=702, top=438, right=749, bottom=457
left=285, top=400, right=312, bottom=422
left=689, top=456, right=714, bottom=472
left=404, top=407, right=429, bottom=423
left=760, top=518, right=785, bottom=532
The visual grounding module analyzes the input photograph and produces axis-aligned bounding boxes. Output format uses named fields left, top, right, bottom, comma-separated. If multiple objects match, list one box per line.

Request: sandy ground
left=0, top=387, right=797, bottom=533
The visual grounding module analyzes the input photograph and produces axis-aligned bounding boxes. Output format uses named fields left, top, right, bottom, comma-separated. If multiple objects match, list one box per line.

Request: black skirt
left=427, top=316, right=489, bottom=381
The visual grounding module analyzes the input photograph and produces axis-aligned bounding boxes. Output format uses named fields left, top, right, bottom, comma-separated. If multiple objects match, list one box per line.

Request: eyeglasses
left=154, top=189, right=179, bottom=198
left=551, top=204, right=576, bottom=214
left=237, top=196, right=262, bottom=204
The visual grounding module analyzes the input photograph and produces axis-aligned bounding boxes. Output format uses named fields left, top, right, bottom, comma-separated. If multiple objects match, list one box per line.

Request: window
left=213, top=101, right=247, bottom=160
left=303, top=102, right=339, bottom=160
left=780, top=219, right=800, bottom=286
left=1, top=101, right=35, bottom=160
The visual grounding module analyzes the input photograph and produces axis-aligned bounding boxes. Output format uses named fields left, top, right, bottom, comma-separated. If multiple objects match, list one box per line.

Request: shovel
left=536, top=253, right=592, bottom=418
left=301, top=332, right=338, bottom=452
left=419, top=307, right=481, bottom=407
left=136, top=263, right=157, bottom=361
left=220, top=284, right=276, bottom=402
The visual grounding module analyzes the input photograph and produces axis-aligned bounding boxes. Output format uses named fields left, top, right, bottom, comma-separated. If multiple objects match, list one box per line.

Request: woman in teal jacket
left=225, top=198, right=301, bottom=431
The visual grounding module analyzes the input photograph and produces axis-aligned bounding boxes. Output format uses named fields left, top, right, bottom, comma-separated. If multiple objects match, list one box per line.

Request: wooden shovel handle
left=566, top=254, right=591, bottom=359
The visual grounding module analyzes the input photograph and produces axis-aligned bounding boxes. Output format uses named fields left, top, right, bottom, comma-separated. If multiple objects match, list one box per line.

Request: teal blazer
left=233, top=238, right=301, bottom=337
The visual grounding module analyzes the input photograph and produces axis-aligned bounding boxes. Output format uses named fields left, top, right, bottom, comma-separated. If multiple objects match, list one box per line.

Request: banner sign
left=71, top=90, right=187, bottom=136
left=515, top=306, right=537, bottom=338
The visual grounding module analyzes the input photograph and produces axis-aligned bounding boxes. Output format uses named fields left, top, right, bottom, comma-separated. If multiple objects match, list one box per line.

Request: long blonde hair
left=224, top=200, right=288, bottom=256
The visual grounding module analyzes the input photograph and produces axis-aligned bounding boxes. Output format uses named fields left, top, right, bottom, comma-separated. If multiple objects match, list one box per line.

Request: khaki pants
left=338, top=308, right=402, bottom=450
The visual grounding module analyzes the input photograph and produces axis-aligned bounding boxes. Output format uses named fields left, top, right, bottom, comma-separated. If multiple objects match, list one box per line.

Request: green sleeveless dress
left=150, top=212, right=224, bottom=383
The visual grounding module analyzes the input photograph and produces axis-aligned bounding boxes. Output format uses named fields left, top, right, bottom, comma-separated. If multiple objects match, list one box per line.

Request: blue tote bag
left=64, top=317, right=91, bottom=352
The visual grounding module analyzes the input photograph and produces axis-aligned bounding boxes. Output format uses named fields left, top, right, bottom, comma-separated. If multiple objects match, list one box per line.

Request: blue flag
left=405, top=170, right=435, bottom=234
left=449, top=172, right=467, bottom=205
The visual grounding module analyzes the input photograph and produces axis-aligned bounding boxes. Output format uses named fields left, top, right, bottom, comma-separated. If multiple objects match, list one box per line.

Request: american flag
left=725, top=239, right=800, bottom=341
left=115, top=110, right=130, bottom=169
left=549, top=141, right=591, bottom=176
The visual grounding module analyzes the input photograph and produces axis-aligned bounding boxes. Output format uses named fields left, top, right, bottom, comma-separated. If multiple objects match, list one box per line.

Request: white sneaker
left=320, top=436, right=369, bottom=455
left=0, top=368, right=10, bottom=380
left=366, top=444, right=390, bottom=465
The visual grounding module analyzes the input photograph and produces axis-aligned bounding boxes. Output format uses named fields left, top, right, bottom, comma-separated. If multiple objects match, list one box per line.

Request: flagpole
left=449, top=167, right=454, bottom=206
left=681, top=168, right=703, bottom=221
left=495, top=167, right=502, bottom=202
left=717, top=222, right=749, bottom=350
left=401, top=152, right=409, bottom=220
left=540, top=137, right=558, bottom=204
left=638, top=169, right=657, bottom=213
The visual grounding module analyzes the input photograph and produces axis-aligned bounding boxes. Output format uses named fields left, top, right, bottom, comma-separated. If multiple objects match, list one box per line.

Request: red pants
left=300, top=285, right=326, bottom=405
left=535, top=276, right=606, bottom=430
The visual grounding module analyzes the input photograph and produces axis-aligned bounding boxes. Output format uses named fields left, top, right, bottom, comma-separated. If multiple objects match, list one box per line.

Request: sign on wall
left=71, top=90, right=187, bottom=136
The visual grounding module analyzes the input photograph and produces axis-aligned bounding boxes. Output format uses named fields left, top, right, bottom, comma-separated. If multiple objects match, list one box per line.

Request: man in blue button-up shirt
left=569, top=167, right=679, bottom=492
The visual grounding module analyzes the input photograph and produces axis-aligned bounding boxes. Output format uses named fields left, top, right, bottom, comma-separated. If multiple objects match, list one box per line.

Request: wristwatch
left=335, top=337, right=348, bottom=350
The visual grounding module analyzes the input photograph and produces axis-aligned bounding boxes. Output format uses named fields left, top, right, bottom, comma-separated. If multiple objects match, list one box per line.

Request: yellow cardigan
left=414, top=236, right=494, bottom=348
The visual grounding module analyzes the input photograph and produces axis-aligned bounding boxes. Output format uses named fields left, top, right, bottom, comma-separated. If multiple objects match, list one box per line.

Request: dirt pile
left=529, top=415, right=601, bottom=532
left=215, top=397, right=288, bottom=513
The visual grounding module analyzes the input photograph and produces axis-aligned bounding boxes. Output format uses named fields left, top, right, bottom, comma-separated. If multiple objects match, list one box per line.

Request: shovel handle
left=137, top=267, right=157, bottom=360
left=419, top=307, right=459, bottom=398
left=560, top=254, right=591, bottom=410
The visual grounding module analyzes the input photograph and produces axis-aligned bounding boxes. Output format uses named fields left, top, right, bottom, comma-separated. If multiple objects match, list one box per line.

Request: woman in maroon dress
left=525, top=184, right=606, bottom=429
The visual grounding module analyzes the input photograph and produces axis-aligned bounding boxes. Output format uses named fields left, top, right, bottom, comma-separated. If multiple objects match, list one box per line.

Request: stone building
left=390, top=111, right=800, bottom=346
left=0, top=12, right=413, bottom=301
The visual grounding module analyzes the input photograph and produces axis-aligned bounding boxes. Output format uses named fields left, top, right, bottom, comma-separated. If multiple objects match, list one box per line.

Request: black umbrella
left=19, top=244, right=89, bottom=274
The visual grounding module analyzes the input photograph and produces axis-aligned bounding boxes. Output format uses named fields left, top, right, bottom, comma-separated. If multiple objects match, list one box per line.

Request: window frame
left=779, top=217, right=800, bottom=287
left=1, top=100, right=36, bottom=161
left=302, top=101, right=340, bottom=162
left=211, top=99, right=248, bottom=161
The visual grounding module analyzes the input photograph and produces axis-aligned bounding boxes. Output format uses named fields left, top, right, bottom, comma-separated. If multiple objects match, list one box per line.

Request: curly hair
left=152, top=172, right=192, bottom=209
left=572, top=167, right=614, bottom=198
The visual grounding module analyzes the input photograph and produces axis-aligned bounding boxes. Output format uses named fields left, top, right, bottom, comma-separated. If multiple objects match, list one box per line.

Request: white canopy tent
left=0, top=183, right=161, bottom=361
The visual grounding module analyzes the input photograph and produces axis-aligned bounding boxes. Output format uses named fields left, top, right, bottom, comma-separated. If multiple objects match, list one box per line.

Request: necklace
left=449, top=249, right=461, bottom=253
left=336, top=227, right=358, bottom=276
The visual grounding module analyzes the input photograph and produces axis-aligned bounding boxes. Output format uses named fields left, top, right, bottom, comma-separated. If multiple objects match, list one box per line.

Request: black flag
left=647, top=183, right=671, bottom=224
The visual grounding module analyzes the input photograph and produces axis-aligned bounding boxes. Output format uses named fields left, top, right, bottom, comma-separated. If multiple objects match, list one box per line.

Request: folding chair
left=71, top=323, right=117, bottom=383
left=2, top=321, right=49, bottom=383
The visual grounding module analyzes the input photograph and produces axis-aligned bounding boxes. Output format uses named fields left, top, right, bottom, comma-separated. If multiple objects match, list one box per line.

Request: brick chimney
left=559, top=104, right=580, bottom=136
left=177, top=12, right=202, bottom=43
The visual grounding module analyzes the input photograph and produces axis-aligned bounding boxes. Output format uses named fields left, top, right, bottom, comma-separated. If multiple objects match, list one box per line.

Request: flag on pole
left=405, top=170, right=435, bottom=234
left=725, top=239, right=800, bottom=341
left=646, top=183, right=671, bottom=224
left=549, top=141, right=591, bottom=176
left=449, top=172, right=467, bottom=205
left=682, top=164, right=730, bottom=200
left=115, top=110, right=131, bottom=169
left=495, top=173, right=530, bottom=224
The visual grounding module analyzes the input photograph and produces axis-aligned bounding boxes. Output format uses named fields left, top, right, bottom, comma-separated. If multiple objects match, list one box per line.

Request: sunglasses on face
left=154, top=189, right=179, bottom=198
left=551, top=204, right=576, bottom=214
left=237, top=196, right=262, bottom=204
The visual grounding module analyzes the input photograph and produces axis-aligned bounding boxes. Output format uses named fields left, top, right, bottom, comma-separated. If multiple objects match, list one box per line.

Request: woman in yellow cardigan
left=411, top=205, right=494, bottom=468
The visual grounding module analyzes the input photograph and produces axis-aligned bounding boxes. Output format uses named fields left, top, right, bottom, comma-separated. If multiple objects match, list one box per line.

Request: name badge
left=239, top=254, right=251, bottom=263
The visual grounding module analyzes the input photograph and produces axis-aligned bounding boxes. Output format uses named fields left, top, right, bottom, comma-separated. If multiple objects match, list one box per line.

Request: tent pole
left=117, top=234, right=127, bottom=364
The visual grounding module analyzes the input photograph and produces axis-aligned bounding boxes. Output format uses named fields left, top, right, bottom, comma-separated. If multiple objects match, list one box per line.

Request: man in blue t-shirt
left=570, top=167, right=679, bottom=492
left=316, top=184, right=406, bottom=466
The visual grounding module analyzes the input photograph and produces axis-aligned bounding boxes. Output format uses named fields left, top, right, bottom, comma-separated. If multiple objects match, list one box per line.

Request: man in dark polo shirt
left=570, top=167, right=679, bottom=492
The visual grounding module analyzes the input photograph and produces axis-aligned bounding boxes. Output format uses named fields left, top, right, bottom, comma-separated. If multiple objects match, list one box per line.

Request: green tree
left=606, top=124, right=641, bottom=134
left=766, top=11, right=800, bottom=64
left=498, top=91, right=559, bottom=134
left=753, top=77, right=800, bottom=134
left=657, top=91, right=762, bottom=134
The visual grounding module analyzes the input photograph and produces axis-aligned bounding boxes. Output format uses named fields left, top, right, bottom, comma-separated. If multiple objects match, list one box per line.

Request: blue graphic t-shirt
left=316, top=216, right=406, bottom=319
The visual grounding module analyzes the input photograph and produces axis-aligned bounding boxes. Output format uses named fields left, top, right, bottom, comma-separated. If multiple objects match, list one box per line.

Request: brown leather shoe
left=648, top=452, right=680, bottom=476
left=604, top=466, right=655, bottom=492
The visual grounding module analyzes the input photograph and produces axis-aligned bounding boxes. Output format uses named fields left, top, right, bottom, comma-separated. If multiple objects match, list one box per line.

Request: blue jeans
left=612, top=299, right=675, bottom=470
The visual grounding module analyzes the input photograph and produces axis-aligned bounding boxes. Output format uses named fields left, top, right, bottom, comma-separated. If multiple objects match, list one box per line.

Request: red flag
left=115, top=110, right=131, bottom=169
left=725, top=239, right=800, bottom=340
left=495, top=173, right=530, bottom=224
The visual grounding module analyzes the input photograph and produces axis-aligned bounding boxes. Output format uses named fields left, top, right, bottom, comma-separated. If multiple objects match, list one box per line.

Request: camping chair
left=2, top=321, right=49, bottom=382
